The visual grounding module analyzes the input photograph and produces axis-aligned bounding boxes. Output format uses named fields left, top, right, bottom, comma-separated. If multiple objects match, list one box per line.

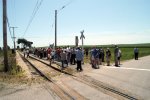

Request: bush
left=0, top=50, right=23, bottom=75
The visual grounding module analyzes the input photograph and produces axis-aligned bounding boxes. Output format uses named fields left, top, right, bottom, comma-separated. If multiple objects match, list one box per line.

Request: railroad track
left=19, top=52, right=87, bottom=100
left=73, top=75, right=140, bottom=100
left=19, top=52, right=140, bottom=100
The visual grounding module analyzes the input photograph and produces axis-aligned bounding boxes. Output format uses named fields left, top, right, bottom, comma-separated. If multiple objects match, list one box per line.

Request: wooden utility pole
left=3, top=0, right=9, bottom=72
left=10, top=27, right=17, bottom=53
left=55, top=10, right=57, bottom=50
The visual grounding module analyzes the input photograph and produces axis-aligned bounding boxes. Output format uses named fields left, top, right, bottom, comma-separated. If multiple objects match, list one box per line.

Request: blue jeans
left=61, top=60, right=68, bottom=69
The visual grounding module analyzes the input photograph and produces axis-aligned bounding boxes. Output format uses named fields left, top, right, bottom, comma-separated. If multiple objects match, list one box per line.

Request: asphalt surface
left=84, top=56, right=150, bottom=100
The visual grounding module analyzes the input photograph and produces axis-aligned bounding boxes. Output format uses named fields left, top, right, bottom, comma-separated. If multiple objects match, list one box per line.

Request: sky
left=0, top=0, right=150, bottom=48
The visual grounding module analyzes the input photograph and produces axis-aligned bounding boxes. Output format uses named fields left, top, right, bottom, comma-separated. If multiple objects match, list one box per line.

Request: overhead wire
left=1, top=0, right=16, bottom=47
left=21, top=0, right=73, bottom=43
left=6, top=17, right=14, bottom=43
left=22, top=0, right=40, bottom=37
left=50, top=21, right=54, bottom=33
left=48, top=0, right=75, bottom=43
left=58, top=0, right=74, bottom=12
left=31, top=0, right=39, bottom=17
left=22, top=0, right=44, bottom=37
left=49, top=0, right=74, bottom=31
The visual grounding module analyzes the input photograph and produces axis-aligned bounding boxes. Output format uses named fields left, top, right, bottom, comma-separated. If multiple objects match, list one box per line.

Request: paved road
left=84, top=55, right=150, bottom=100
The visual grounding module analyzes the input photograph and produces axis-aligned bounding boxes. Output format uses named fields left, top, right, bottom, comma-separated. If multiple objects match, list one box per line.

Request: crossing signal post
left=80, top=30, right=85, bottom=51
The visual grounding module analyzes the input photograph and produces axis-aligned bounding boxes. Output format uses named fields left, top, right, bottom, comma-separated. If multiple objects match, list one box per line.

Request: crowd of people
left=22, top=46, right=139, bottom=72
left=31, top=46, right=84, bottom=71
left=90, top=46, right=122, bottom=68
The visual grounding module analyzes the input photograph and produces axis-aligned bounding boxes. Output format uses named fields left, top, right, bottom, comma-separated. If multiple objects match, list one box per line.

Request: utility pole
left=55, top=10, right=57, bottom=50
left=3, top=0, right=9, bottom=72
left=10, top=27, right=17, bottom=53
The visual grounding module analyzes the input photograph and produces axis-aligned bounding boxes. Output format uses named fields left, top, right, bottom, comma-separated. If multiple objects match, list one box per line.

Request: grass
left=0, top=50, right=4, bottom=71
left=0, top=64, right=4, bottom=72
left=113, top=47, right=150, bottom=61
left=0, top=51, right=3, bottom=57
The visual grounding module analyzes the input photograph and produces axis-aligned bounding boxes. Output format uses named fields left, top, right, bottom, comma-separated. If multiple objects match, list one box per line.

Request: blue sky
left=0, top=0, right=150, bottom=47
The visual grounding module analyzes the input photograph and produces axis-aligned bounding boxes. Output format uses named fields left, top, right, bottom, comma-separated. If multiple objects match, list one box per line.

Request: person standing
left=91, top=47, right=99, bottom=69
left=70, top=47, right=76, bottom=65
left=114, top=46, right=119, bottom=67
left=23, top=49, right=26, bottom=57
left=26, top=49, right=29, bottom=58
left=66, top=49, right=71, bottom=65
left=76, top=47, right=84, bottom=71
left=60, top=50, right=67, bottom=70
left=106, top=48, right=111, bottom=66
left=99, top=48, right=102, bottom=65
left=85, top=48, right=89, bottom=59
left=50, top=50, right=55, bottom=66
left=40, top=48, right=43, bottom=59
left=118, top=48, right=121, bottom=65
left=101, top=48, right=105, bottom=62
left=134, top=47, right=139, bottom=60
left=47, top=48, right=51, bottom=60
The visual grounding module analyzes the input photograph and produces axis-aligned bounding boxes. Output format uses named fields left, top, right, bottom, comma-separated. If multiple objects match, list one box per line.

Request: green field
left=83, top=43, right=150, bottom=48
left=84, top=47, right=150, bottom=63
left=83, top=43, right=150, bottom=63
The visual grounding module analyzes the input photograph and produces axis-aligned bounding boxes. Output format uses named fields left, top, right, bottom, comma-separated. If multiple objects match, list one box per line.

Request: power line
left=22, top=0, right=44, bottom=37
left=58, top=0, right=74, bottom=12
left=31, top=0, right=39, bottom=17
left=54, top=0, right=75, bottom=48
left=10, top=26, right=17, bottom=52
left=12, top=0, right=16, bottom=26
left=22, top=0, right=43, bottom=37
left=49, top=0, right=74, bottom=33
left=49, top=21, right=54, bottom=33
left=6, top=17, right=14, bottom=43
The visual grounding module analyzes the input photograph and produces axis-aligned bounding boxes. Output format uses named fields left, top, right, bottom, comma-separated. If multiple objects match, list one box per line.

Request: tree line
left=17, top=38, right=33, bottom=48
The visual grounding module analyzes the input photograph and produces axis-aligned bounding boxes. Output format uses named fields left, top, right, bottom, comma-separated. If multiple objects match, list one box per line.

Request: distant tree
left=17, top=38, right=33, bottom=48
left=26, top=41, right=33, bottom=48
left=17, top=46, right=20, bottom=49
left=0, top=47, right=1, bottom=51
left=17, top=38, right=27, bottom=48
left=7, top=45, right=10, bottom=50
